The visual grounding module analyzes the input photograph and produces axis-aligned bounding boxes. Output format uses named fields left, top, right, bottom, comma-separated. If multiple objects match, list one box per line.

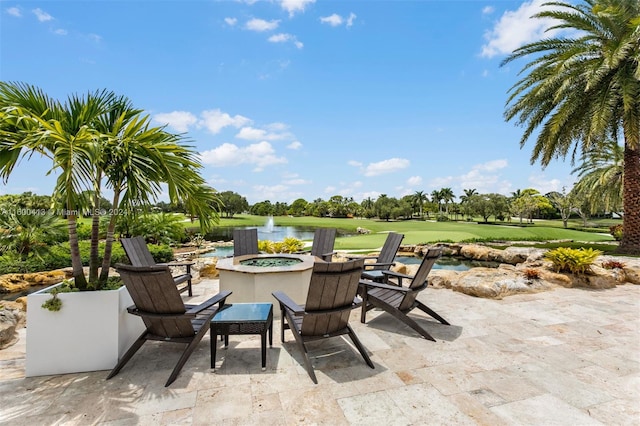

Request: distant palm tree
left=459, top=188, right=477, bottom=204
left=572, top=139, right=623, bottom=214
left=431, top=190, right=443, bottom=213
left=502, top=0, right=640, bottom=254
left=412, top=190, right=428, bottom=218
left=440, top=187, right=455, bottom=215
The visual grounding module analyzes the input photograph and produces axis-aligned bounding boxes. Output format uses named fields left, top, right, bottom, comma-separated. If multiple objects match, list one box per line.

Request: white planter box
left=26, top=283, right=146, bottom=377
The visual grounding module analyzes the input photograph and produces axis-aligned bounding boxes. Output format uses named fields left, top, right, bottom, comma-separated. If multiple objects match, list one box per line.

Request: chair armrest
left=272, top=291, right=305, bottom=315
left=127, top=306, right=197, bottom=319
left=186, top=290, right=232, bottom=315
left=345, top=255, right=378, bottom=260
left=160, top=261, right=195, bottom=267
left=359, top=279, right=412, bottom=293
left=363, top=262, right=395, bottom=270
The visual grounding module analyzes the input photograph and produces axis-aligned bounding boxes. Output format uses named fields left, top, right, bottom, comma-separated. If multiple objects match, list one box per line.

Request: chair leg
left=106, top=332, right=147, bottom=380
left=283, top=310, right=317, bottom=384
left=186, top=265, right=193, bottom=297
left=165, top=325, right=209, bottom=387
left=346, top=325, right=374, bottom=369
left=415, top=301, right=450, bottom=325
left=371, top=301, right=437, bottom=341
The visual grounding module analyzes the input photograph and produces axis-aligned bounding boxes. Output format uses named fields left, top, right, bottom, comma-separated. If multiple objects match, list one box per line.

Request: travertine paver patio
left=0, top=280, right=638, bottom=425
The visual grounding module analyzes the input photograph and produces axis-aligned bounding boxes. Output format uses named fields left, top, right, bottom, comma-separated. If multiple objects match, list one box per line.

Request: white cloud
left=346, top=12, right=356, bottom=27
left=54, top=28, right=67, bottom=36
left=324, top=185, right=336, bottom=194
left=236, top=125, right=293, bottom=141
left=268, top=33, right=303, bottom=49
left=6, top=7, right=21, bottom=17
left=528, top=173, right=567, bottom=194
left=287, top=141, right=302, bottom=149
left=32, top=8, right=52, bottom=22
left=476, top=159, right=508, bottom=172
left=279, top=0, right=315, bottom=17
left=481, top=0, right=561, bottom=58
left=225, top=17, right=238, bottom=26
left=88, top=33, right=102, bottom=42
left=363, top=158, right=410, bottom=177
left=482, top=6, right=495, bottom=15
left=200, top=109, right=251, bottom=134
left=245, top=18, right=279, bottom=32
left=407, top=176, right=423, bottom=186
left=200, top=141, right=287, bottom=171
left=320, top=12, right=356, bottom=27
left=320, top=14, right=342, bottom=27
left=348, top=160, right=362, bottom=167
left=284, top=178, right=310, bottom=185
left=154, top=111, right=198, bottom=132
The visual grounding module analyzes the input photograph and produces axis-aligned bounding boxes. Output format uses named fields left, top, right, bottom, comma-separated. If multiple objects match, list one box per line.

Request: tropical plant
left=544, top=247, right=602, bottom=274
left=502, top=0, right=640, bottom=254
left=0, top=82, right=221, bottom=289
left=0, top=210, right=66, bottom=258
left=572, top=139, right=624, bottom=214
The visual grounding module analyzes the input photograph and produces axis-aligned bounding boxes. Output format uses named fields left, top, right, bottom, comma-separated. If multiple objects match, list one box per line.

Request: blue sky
left=1, top=0, right=576, bottom=204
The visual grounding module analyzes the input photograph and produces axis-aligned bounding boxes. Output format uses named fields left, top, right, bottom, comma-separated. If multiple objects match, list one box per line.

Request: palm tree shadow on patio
left=364, top=311, right=463, bottom=341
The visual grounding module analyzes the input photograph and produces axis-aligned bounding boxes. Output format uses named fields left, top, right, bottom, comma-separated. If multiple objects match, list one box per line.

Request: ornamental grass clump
left=544, top=247, right=602, bottom=275
left=258, top=237, right=304, bottom=254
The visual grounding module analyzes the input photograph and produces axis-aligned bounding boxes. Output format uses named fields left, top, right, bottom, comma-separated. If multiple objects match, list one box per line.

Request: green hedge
left=0, top=241, right=175, bottom=274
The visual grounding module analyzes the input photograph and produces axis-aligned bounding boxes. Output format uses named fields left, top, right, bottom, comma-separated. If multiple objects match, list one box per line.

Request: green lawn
left=210, top=215, right=616, bottom=251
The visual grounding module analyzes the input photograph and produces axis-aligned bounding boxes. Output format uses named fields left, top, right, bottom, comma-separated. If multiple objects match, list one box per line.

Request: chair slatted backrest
left=121, top=236, right=156, bottom=267
left=310, top=228, right=337, bottom=261
left=116, top=264, right=195, bottom=338
left=371, top=232, right=404, bottom=271
left=301, top=259, right=364, bottom=336
left=398, top=248, right=443, bottom=311
left=233, top=228, right=259, bottom=257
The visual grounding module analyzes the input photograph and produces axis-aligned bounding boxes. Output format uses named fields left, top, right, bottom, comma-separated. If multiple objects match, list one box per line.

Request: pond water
left=239, top=257, right=303, bottom=267
left=204, top=225, right=319, bottom=243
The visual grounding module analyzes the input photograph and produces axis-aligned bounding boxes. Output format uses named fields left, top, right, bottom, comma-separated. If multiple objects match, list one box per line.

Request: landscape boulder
left=0, top=306, right=24, bottom=349
left=0, top=270, right=66, bottom=294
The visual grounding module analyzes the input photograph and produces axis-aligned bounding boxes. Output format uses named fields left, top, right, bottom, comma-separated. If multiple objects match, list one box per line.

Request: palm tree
left=431, top=190, right=443, bottom=213
left=0, top=82, right=221, bottom=288
left=0, top=83, right=115, bottom=288
left=440, top=187, right=455, bottom=216
left=572, top=139, right=623, bottom=214
left=412, top=190, right=427, bottom=218
left=502, top=0, right=640, bottom=254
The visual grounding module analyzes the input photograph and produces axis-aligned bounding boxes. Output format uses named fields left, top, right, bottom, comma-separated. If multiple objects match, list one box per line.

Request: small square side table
left=210, top=303, right=273, bottom=370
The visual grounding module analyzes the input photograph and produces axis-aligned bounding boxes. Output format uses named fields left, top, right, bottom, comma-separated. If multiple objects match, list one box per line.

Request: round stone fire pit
left=216, top=254, right=315, bottom=317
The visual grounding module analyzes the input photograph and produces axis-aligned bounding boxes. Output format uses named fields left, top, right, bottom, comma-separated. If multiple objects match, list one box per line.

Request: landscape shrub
left=544, top=247, right=602, bottom=274
left=609, top=224, right=623, bottom=241
left=258, top=237, right=304, bottom=254
left=602, top=259, right=626, bottom=269
left=436, top=214, right=450, bottom=222
left=522, top=268, right=540, bottom=280
left=0, top=241, right=175, bottom=274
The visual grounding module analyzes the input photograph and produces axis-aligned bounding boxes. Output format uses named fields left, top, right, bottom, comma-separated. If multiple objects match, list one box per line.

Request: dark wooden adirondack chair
left=272, top=259, right=374, bottom=384
left=297, top=228, right=337, bottom=262
left=108, top=264, right=231, bottom=386
left=233, top=228, right=259, bottom=257
left=121, top=236, right=194, bottom=296
left=359, top=248, right=450, bottom=341
left=348, top=232, right=404, bottom=282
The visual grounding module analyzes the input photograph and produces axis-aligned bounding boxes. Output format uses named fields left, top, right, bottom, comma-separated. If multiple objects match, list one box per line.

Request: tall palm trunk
left=67, top=212, right=88, bottom=289
left=619, top=144, right=640, bottom=254
left=98, top=189, right=121, bottom=284
left=89, top=179, right=102, bottom=284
